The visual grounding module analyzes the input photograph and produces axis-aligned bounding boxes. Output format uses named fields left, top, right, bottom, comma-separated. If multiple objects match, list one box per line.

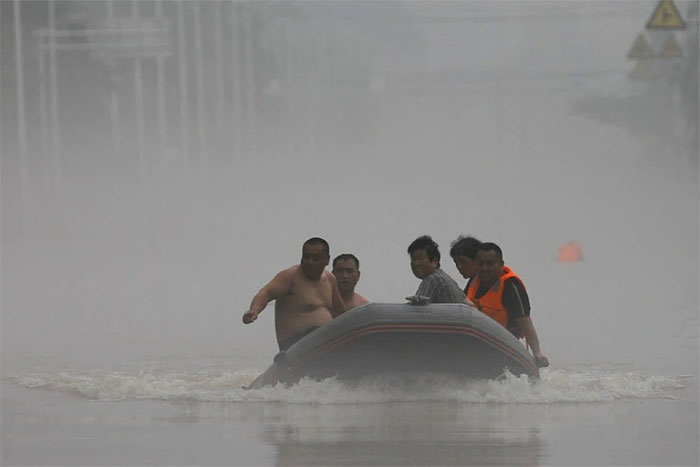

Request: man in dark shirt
left=407, top=235, right=465, bottom=304
left=465, top=242, right=549, bottom=367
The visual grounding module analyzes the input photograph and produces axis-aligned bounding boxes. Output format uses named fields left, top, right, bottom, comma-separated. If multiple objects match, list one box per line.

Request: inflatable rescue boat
left=246, top=302, right=540, bottom=389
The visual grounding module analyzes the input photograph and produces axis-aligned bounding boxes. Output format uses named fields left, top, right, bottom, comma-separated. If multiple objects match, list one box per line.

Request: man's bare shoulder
left=281, top=264, right=301, bottom=274
left=323, top=269, right=338, bottom=284
left=346, top=293, right=370, bottom=309
left=271, top=265, right=301, bottom=283
left=355, top=294, right=370, bottom=306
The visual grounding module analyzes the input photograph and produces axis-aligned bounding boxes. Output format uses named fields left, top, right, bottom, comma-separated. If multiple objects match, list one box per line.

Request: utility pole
left=155, top=0, right=168, bottom=168
left=243, top=5, right=258, bottom=158
left=13, top=0, right=27, bottom=199
left=106, top=0, right=122, bottom=165
left=214, top=1, right=226, bottom=139
left=193, top=1, right=207, bottom=174
left=230, top=2, right=243, bottom=159
left=132, top=0, right=146, bottom=178
left=684, top=0, right=699, bottom=164
left=177, top=0, right=190, bottom=173
left=48, top=0, right=61, bottom=191
left=37, top=40, right=50, bottom=189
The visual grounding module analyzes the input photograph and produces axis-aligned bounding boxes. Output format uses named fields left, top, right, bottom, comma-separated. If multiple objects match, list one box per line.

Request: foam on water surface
left=5, top=365, right=688, bottom=404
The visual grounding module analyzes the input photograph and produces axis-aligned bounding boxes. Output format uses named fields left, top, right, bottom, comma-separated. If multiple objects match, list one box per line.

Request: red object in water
left=558, top=242, right=583, bottom=262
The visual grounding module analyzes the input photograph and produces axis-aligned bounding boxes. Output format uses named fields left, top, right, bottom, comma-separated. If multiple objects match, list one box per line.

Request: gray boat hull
left=247, top=303, right=539, bottom=389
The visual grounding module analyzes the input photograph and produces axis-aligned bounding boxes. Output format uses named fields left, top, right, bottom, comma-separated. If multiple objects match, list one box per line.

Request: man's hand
left=406, top=295, right=431, bottom=305
left=534, top=352, right=549, bottom=368
left=242, top=310, right=258, bottom=324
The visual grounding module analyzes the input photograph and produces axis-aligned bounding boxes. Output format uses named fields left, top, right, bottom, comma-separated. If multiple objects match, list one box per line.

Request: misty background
left=2, top=0, right=698, bottom=375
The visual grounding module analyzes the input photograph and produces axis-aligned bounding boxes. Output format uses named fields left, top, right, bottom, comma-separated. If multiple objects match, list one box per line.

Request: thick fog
left=2, top=1, right=698, bottom=373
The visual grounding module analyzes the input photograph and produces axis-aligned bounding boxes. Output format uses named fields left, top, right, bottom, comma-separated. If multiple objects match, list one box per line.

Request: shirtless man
left=242, top=238, right=346, bottom=351
left=332, top=254, right=370, bottom=309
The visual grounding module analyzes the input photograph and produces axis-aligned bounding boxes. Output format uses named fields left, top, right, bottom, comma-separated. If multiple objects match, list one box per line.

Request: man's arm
left=515, top=316, right=549, bottom=367
left=503, top=279, right=549, bottom=367
left=414, top=275, right=438, bottom=302
left=242, top=269, right=293, bottom=324
left=463, top=277, right=476, bottom=307
left=329, top=273, right=347, bottom=318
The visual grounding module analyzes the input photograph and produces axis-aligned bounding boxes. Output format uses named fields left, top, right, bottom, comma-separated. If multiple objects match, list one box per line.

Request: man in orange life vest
left=465, top=242, right=549, bottom=368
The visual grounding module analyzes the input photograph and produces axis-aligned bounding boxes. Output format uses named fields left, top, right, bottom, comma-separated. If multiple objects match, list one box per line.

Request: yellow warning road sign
left=647, top=0, right=686, bottom=30
left=660, top=34, right=683, bottom=58
left=627, top=33, right=655, bottom=60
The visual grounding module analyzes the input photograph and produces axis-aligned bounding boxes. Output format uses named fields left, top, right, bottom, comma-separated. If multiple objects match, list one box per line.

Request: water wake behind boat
left=5, top=366, right=687, bottom=404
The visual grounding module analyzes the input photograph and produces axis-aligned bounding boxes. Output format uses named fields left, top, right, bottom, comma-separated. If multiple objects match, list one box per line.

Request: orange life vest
left=466, top=266, right=526, bottom=332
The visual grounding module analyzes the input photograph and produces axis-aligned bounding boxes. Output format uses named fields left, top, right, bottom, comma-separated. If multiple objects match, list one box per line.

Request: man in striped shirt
left=407, top=235, right=466, bottom=304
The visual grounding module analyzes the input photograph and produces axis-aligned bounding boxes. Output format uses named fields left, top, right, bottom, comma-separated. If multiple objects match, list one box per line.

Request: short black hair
left=449, top=235, right=482, bottom=260
left=407, top=235, right=440, bottom=266
left=333, top=253, right=360, bottom=269
left=477, top=242, right=503, bottom=260
left=303, top=237, right=330, bottom=256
